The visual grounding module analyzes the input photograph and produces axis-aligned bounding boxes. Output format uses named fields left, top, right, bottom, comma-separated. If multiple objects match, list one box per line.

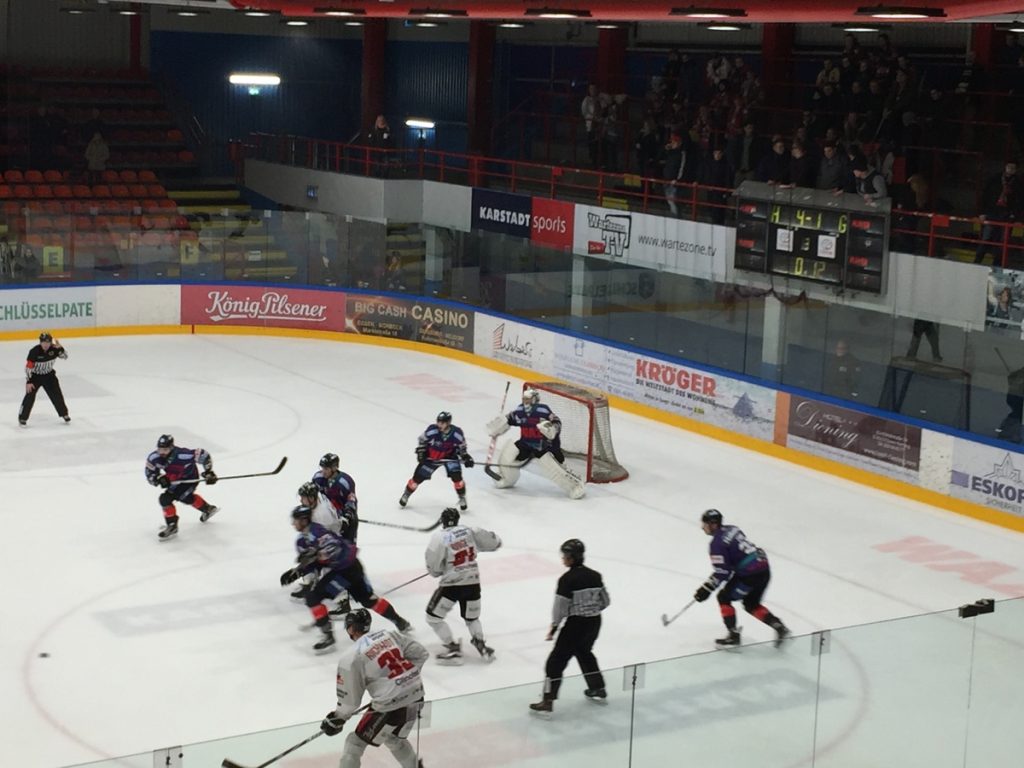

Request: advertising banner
left=181, top=285, right=345, bottom=331
left=985, top=267, right=1024, bottom=335
left=572, top=204, right=732, bottom=280
left=472, top=314, right=555, bottom=373
left=0, top=286, right=97, bottom=331
left=553, top=335, right=610, bottom=392
left=783, top=396, right=922, bottom=482
left=470, top=188, right=532, bottom=238
left=950, top=442, right=1024, bottom=518
left=530, top=197, right=575, bottom=251
left=346, top=295, right=473, bottom=350
left=603, top=347, right=776, bottom=440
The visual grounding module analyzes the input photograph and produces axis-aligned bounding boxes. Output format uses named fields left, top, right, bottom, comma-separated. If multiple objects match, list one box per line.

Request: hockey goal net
left=525, top=381, right=628, bottom=483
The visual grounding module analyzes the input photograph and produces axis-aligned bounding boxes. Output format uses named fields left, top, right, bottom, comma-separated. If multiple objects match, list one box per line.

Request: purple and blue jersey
left=418, top=424, right=468, bottom=462
left=296, top=522, right=357, bottom=574
left=506, top=403, right=560, bottom=445
left=145, top=446, right=211, bottom=485
left=706, top=524, right=769, bottom=588
left=313, top=469, right=357, bottom=515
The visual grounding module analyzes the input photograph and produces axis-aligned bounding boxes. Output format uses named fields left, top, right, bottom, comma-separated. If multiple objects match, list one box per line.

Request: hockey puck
left=38, top=652, right=50, bottom=658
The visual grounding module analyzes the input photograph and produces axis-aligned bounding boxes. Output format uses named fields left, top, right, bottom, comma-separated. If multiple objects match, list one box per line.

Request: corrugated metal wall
left=150, top=32, right=362, bottom=151
left=4, top=0, right=131, bottom=67
left=384, top=40, right=468, bottom=152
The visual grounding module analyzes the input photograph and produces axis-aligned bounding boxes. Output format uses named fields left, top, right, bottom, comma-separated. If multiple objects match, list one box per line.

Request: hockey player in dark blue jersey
left=280, top=505, right=412, bottom=653
left=486, top=387, right=584, bottom=499
left=313, top=453, right=358, bottom=519
left=399, top=411, right=474, bottom=511
left=144, top=434, right=219, bottom=540
left=693, top=509, right=790, bottom=648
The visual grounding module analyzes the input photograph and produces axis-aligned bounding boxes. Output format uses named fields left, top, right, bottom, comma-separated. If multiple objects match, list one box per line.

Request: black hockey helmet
left=345, top=608, right=372, bottom=634
left=297, top=481, right=319, bottom=500
left=701, top=509, right=723, bottom=526
left=39, top=332, right=53, bottom=342
left=291, top=505, right=314, bottom=522
left=157, top=434, right=175, bottom=449
left=319, top=453, right=340, bottom=470
left=560, top=538, right=585, bottom=564
left=436, top=411, right=453, bottom=424
left=440, top=507, right=461, bottom=528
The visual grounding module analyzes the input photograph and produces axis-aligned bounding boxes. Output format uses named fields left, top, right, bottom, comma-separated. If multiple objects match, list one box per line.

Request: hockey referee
left=530, top=538, right=610, bottom=714
left=19, top=332, right=70, bottom=426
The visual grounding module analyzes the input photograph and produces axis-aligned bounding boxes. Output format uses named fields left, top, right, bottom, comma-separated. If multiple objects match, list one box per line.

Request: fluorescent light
left=229, top=73, right=282, bottom=86
left=498, top=21, right=527, bottom=27
left=344, top=20, right=364, bottom=25
left=698, top=21, right=750, bottom=29
left=175, top=9, right=211, bottom=16
left=670, top=6, right=747, bottom=17
left=413, top=20, right=440, bottom=26
left=406, top=118, right=435, bottom=129
left=314, top=7, right=366, bottom=15
left=524, top=8, right=592, bottom=18
left=595, top=23, right=620, bottom=28
left=243, top=10, right=273, bottom=16
left=284, top=19, right=310, bottom=25
left=855, top=5, right=946, bottom=18
left=409, top=7, right=468, bottom=17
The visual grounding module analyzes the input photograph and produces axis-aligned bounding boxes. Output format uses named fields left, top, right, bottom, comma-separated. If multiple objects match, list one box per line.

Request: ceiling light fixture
left=175, top=9, right=211, bottom=16
left=283, top=18, right=310, bottom=25
left=855, top=5, right=946, bottom=18
left=406, top=118, right=436, bottom=129
left=409, top=7, right=467, bottom=16
left=524, top=8, right=592, bottom=18
left=344, top=20, right=365, bottom=25
left=594, top=22, right=620, bottom=28
left=496, top=20, right=529, bottom=27
left=59, top=6, right=97, bottom=14
left=670, top=6, right=747, bottom=18
left=1003, top=19, right=1024, bottom=32
left=314, top=7, right=366, bottom=15
left=412, top=20, right=442, bottom=26
left=243, top=10, right=275, bottom=16
left=698, top=20, right=751, bottom=30
left=229, top=73, right=282, bottom=86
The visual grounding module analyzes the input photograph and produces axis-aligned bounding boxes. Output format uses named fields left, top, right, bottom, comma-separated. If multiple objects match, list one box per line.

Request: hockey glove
left=693, top=582, right=715, bottom=603
left=280, top=568, right=300, bottom=587
left=416, top=446, right=428, bottom=463
left=202, top=470, right=218, bottom=485
left=462, top=454, right=475, bottom=468
left=321, top=711, right=346, bottom=736
left=157, top=475, right=170, bottom=489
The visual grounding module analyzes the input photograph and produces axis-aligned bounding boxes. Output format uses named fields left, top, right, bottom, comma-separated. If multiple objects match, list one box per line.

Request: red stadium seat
left=110, top=184, right=131, bottom=198
left=102, top=170, right=120, bottom=184
left=129, top=184, right=149, bottom=198
left=0, top=184, right=11, bottom=199
left=119, top=170, right=138, bottom=183
left=33, top=185, right=53, bottom=198
left=53, top=184, right=73, bottom=199
left=24, top=170, right=44, bottom=183
left=13, top=184, right=33, bottom=198
left=4, top=170, right=24, bottom=183
left=92, top=185, right=111, bottom=198
left=43, top=170, right=64, bottom=183
left=72, top=184, right=92, bottom=198
left=138, top=170, right=158, bottom=183
left=42, top=200, right=63, bottom=215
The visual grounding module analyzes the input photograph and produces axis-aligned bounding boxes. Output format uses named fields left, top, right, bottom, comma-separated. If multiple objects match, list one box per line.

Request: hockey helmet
left=157, top=434, right=175, bottom=449
left=440, top=507, right=461, bottom=528
left=701, top=509, right=723, bottom=526
left=522, top=387, right=539, bottom=407
left=39, top=332, right=53, bottom=342
left=436, top=411, right=453, bottom=425
left=297, top=482, right=319, bottom=501
left=345, top=608, right=372, bottom=634
left=291, top=504, right=314, bottom=522
left=319, top=453, right=340, bottom=470
left=560, top=538, right=585, bottom=564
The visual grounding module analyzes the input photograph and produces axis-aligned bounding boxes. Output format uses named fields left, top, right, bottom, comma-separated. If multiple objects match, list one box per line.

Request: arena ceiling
left=128, top=0, right=1024, bottom=24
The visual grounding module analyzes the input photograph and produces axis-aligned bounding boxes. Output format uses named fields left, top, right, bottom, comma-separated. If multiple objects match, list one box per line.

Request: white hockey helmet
left=522, top=387, right=539, bottom=407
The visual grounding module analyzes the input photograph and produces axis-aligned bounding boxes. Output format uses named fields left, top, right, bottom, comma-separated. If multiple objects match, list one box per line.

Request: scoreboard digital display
left=733, top=181, right=889, bottom=294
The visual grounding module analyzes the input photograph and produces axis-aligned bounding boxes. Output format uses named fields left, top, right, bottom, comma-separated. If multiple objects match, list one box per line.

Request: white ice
left=2, top=334, right=1023, bottom=768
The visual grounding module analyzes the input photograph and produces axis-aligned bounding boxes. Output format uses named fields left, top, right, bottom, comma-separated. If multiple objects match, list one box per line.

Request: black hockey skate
left=399, top=491, right=411, bottom=508
left=715, top=630, right=742, bottom=647
left=158, top=519, right=179, bottom=541
left=470, top=636, right=494, bottom=662
left=584, top=688, right=608, bottom=705
left=18, top=419, right=26, bottom=427
left=330, top=598, right=352, bottom=616
left=436, top=641, right=463, bottom=665
left=773, top=622, right=791, bottom=648
left=394, top=616, right=413, bottom=633
left=529, top=698, right=553, bottom=716
left=313, top=630, right=336, bottom=654
left=457, top=495, right=467, bottom=512
left=199, top=504, right=219, bottom=523
left=62, top=415, right=71, bottom=423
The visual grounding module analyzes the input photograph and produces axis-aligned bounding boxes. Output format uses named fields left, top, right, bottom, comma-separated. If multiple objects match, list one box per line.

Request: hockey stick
left=171, top=457, right=288, bottom=486
left=360, top=516, right=443, bottom=533
left=300, top=575, right=431, bottom=631
left=221, top=704, right=370, bottom=768
left=484, top=381, right=511, bottom=481
left=661, top=599, right=696, bottom=627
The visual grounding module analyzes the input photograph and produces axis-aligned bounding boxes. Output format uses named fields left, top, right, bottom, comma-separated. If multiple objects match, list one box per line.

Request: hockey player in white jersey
left=423, top=507, right=501, bottom=664
left=292, top=482, right=353, bottom=616
left=320, top=608, right=428, bottom=768
left=486, top=387, right=584, bottom=499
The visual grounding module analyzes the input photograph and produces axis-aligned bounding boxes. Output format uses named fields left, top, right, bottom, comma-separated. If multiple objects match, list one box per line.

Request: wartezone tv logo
left=586, top=213, right=631, bottom=258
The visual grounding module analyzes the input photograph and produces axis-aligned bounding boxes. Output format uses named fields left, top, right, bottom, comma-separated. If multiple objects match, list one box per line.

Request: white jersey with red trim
left=424, top=524, right=502, bottom=587
left=334, top=629, right=428, bottom=717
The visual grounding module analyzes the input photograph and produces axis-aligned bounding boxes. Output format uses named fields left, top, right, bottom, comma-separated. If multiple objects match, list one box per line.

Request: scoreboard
left=733, top=181, right=890, bottom=294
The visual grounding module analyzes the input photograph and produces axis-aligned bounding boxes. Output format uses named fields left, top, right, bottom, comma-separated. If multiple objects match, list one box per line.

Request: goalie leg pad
left=494, top=440, right=523, bottom=488
left=538, top=453, right=586, bottom=499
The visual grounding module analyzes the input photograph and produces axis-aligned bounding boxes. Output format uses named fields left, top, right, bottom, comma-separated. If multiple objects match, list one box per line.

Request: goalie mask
left=522, top=388, right=539, bottom=408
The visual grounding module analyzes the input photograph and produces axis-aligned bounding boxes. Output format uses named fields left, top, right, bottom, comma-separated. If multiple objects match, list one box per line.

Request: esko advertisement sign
left=181, top=285, right=346, bottom=331
left=346, top=295, right=473, bottom=351
left=782, top=396, right=922, bottom=482
left=572, top=204, right=732, bottom=280
left=950, top=442, right=1024, bottom=518
left=0, top=287, right=96, bottom=331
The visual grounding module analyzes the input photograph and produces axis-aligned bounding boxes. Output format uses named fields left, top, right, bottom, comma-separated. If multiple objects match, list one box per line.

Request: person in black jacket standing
left=530, top=538, right=610, bottom=714
left=19, top=332, right=70, bottom=427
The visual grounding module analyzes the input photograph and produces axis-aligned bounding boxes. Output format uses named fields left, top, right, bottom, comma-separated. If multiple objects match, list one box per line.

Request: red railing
left=243, top=132, right=1024, bottom=268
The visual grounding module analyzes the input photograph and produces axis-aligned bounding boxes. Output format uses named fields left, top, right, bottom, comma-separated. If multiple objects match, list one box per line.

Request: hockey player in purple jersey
left=280, top=505, right=412, bottom=653
left=399, top=411, right=474, bottom=511
left=144, top=434, right=218, bottom=541
left=314, top=453, right=358, bottom=519
left=486, top=387, right=584, bottom=499
left=693, top=509, right=790, bottom=648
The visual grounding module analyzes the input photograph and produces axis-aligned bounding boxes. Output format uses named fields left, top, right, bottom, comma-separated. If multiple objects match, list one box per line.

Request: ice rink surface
left=2, top=333, right=1024, bottom=768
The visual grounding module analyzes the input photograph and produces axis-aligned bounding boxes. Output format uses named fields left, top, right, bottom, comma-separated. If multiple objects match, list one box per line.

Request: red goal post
left=524, top=381, right=628, bottom=483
